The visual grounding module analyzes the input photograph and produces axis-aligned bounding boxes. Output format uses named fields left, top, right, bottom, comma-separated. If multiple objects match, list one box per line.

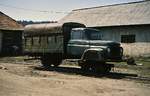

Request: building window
left=121, top=35, right=135, bottom=43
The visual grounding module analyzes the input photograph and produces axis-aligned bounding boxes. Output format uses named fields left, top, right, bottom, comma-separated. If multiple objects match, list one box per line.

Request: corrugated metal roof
left=0, top=11, right=23, bottom=30
left=59, top=1, right=150, bottom=27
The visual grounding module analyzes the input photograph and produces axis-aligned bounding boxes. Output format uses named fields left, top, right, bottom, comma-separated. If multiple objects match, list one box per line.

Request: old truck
left=23, top=22, right=124, bottom=73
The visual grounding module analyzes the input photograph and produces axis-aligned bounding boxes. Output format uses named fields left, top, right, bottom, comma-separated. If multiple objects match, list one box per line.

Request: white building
left=59, top=1, right=150, bottom=57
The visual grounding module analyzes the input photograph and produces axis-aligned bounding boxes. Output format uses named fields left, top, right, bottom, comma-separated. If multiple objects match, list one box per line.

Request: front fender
left=81, top=48, right=105, bottom=62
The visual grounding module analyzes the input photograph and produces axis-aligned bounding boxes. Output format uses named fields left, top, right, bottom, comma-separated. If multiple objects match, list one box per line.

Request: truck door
left=62, top=22, right=86, bottom=55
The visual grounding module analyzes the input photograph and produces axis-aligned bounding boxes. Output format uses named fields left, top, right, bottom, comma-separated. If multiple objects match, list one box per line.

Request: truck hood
left=89, top=40, right=120, bottom=46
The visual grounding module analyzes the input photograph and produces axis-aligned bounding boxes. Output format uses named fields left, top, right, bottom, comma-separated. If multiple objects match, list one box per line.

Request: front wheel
left=92, top=62, right=113, bottom=73
left=78, top=60, right=91, bottom=71
left=81, top=64, right=90, bottom=71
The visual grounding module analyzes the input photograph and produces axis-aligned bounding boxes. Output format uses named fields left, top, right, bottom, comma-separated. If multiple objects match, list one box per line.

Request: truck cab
left=66, top=28, right=123, bottom=72
left=67, top=28, right=123, bottom=62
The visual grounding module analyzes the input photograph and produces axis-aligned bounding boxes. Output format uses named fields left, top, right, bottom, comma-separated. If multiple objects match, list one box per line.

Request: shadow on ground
left=34, top=65, right=138, bottom=80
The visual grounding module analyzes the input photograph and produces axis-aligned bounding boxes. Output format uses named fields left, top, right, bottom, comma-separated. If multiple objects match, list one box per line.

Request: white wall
left=96, top=25, right=150, bottom=57
left=121, top=43, right=150, bottom=57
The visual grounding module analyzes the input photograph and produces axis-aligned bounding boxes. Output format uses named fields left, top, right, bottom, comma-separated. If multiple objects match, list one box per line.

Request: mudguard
left=80, top=48, right=105, bottom=62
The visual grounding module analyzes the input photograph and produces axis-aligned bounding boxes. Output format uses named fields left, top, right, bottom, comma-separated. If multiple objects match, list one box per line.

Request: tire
left=79, top=61, right=90, bottom=71
left=92, top=62, right=112, bottom=73
left=41, top=56, right=52, bottom=68
left=52, top=59, right=62, bottom=67
left=81, top=64, right=90, bottom=71
left=52, top=54, right=63, bottom=67
left=41, top=54, right=63, bottom=68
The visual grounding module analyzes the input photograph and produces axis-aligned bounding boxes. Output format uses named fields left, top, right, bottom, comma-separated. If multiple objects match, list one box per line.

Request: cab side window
left=71, top=30, right=85, bottom=40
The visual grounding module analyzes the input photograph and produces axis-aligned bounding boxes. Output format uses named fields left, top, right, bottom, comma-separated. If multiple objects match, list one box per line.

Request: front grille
left=109, top=47, right=122, bottom=60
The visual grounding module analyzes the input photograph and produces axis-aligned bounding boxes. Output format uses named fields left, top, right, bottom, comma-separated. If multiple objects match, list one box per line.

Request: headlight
left=107, top=47, right=111, bottom=53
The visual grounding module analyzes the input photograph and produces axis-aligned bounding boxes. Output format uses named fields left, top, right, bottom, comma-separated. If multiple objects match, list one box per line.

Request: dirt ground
left=0, top=57, right=150, bottom=96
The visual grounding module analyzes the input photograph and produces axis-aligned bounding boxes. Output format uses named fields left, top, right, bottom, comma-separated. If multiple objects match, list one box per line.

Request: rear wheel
left=41, top=56, right=52, bottom=68
left=52, top=59, right=62, bottom=67
left=41, top=54, right=63, bottom=68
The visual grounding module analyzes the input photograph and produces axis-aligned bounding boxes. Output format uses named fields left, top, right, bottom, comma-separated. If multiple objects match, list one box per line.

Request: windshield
left=86, top=29, right=102, bottom=40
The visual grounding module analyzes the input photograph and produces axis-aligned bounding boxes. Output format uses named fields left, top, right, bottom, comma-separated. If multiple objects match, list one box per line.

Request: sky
left=0, top=0, right=142, bottom=21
